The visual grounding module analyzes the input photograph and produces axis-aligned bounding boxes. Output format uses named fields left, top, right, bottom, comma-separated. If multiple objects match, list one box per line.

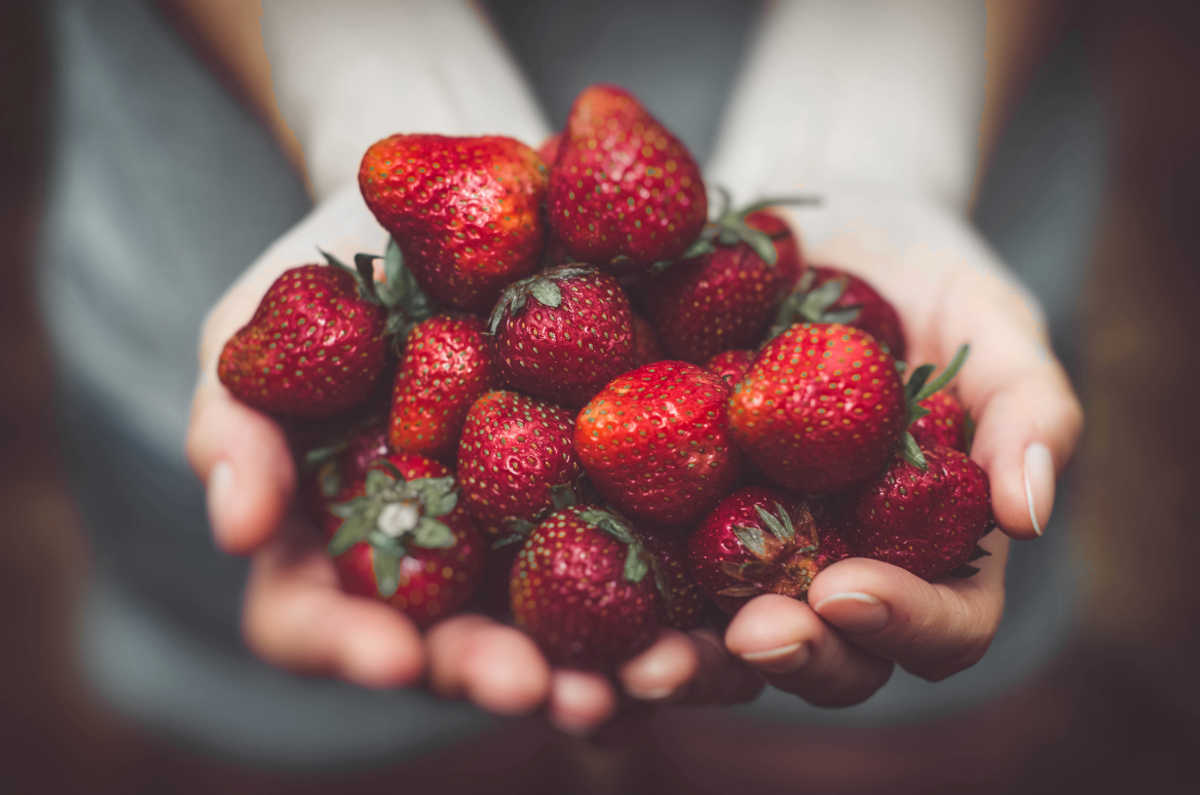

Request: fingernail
left=813, top=592, right=889, bottom=633
left=1023, top=442, right=1054, bottom=536
left=740, top=641, right=810, bottom=674
left=207, top=461, right=235, bottom=544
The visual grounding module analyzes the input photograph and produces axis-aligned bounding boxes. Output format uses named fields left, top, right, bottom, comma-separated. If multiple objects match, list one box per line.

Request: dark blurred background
left=3, top=1, right=1200, bottom=793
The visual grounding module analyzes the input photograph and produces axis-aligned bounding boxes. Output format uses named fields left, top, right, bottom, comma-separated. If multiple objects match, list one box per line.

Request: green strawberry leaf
left=329, top=496, right=369, bottom=519
left=901, top=432, right=929, bottom=471
left=328, top=510, right=374, bottom=558
left=549, top=482, right=577, bottom=511
left=363, top=467, right=395, bottom=497
left=492, top=532, right=528, bottom=550
left=366, top=529, right=407, bottom=557
left=502, top=517, right=538, bottom=536
left=528, top=278, right=562, bottom=308
left=411, top=517, right=456, bottom=549
left=947, top=563, right=981, bottom=579
left=733, top=524, right=768, bottom=557
left=372, top=548, right=401, bottom=598
left=904, top=364, right=935, bottom=404
left=623, top=545, right=649, bottom=583
left=968, top=545, right=991, bottom=561
left=911, top=344, right=969, bottom=404
left=753, top=504, right=791, bottom=543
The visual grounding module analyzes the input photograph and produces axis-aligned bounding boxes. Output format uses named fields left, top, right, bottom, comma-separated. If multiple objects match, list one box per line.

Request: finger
left=431, top=620, right=550, bottom=716
left=680, top=629, right=766, bottom=704
left=242, top=524, right=425, bottom=687
left=186, top=371, right=295, bottom=554
left=725, top=595, right=893, bottom=707
left=548, top=671, right=619, bottom=735
left=809, top=533, right=1009, bottom=681
left=934, top=270, right=1083, bottom=539
left=617, top=630, right=699, bottom=702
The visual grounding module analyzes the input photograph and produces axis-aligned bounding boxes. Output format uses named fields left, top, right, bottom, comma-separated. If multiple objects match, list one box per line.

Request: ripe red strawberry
left=575, top=361, right=739, bottom=526
left=324, top=451, right=484, bottom=627
left=547, top=84, right=707, bottom=269
left=537, top=133, right=562, bottom=165
left=389, top=314, right=496, bottom=461
left=489, top=265, right=634, bottom=407
left=218, top=261, right=390, bottom=418
left=359, top=134, right=548, bottom=313
left=910, top=391, right=969, bottom=452
left=688, top=487, right=841, bottom=614
left=629, top=313, right=665, bottom=369
left=841, top=444, right=993, bottom=581
left=510, top=506, right=662, bottom=666
left=773, top=265, right=907, bottom=359
left=456, top=390, right=582, bottom=538
left=728, top=323, right=907, bottom=493
left=636, top=530, right=706, bottom=629
left=704, top=349, right=756, bottom=389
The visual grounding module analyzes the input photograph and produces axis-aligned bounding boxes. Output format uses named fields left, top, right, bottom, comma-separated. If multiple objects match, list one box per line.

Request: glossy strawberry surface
left=909, top=390, right=968, bottom=452
left=218, top=265, right=388, bottom=418
left=687, top=487, right=833, bottom=614
left=389, top=314, right=496, bottom=461
left=728, top=323, right=906, bottom=493
left=547, top=84, right=707, bottom=269
left=510, top=506, right=661, bottom=667
left=492, top=265, right=634, bottom=407
left=457, top=390, right=582, bottom=538
left=359, top=134, right=548, bottom=313
left=323, top=452, right=484, bottom=627
left=576, top=361, right=739, bottom=526
left=841, top=445, right=993, bottom=581
left=704, top=349, right=756, bottom=389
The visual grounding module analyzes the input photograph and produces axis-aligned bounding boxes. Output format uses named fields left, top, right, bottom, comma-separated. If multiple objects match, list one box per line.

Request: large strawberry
left=510, top=506, right=662, bottom=667
left=547, top=84, right=707, bottom=269
left=575, top=361, right=739, bottom=526
left=359, top=134, right=548, bottom=313
left=840, top=444, right=993, bottom=581
left=637, top=530, right=706, bottom=629
left=688, top=487, right=841, bottom=614
left=218, top=257, right=398, bottom=418
left=389, top=314, right=496, bottom=461
left=324, top=451, right=484, bottom=627
left=772, top=265, right=907, bottom=359
left=704, top=349, right=756, bottom=389
left=489, top=264, right=634, bottom=407
left=456, top=390, right=582, bottom=538
left=910, top=391, right=970, bottom=452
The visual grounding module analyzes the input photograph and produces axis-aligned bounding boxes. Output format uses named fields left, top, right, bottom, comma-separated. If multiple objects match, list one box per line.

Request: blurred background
left=3, top=0, right=1199, bottom=792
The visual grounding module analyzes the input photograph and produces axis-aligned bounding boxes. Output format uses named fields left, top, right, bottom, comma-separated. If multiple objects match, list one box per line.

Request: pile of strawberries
left=219, top=85, right=993, bottom=668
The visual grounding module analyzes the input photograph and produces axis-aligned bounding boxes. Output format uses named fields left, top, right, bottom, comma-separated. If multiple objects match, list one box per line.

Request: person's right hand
left=186, top=186, right=762, bottom=733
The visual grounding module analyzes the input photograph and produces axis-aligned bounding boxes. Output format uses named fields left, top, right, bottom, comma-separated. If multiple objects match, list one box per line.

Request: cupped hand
left=726, top=195, right=1083, bottom=701
left=185, top=185, right=760, bottom=733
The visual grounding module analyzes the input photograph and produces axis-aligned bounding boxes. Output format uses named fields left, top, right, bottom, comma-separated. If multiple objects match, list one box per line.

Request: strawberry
left=687, top=487, right=841, bottom=614
left=840, top=444, right=993, bottom=581
left=537, top=133, right=562, bottom=165
left=325, top=451, right=484, bottom=627
left=910, top=391, right=969, bottom=452
left=704, top=349, right=756, bottom=389
left=744, top=208, right=803, bottom=275
left=628, top=313, right=665, bottom=369
left=510, top=506, right=662, bottom=666
left=637, top=530, right=706, bottom=629
left=456, top=390, right=582, bottom=538
left=301, top=420, right=391, bottom=528
left=389, top=314, right=496, bottom=461
left=218, top=259, right=392, bottom=418
left=489, top=264, right=634, bottom=407
left=547, top=84, right=707, bottom=269
left=359, top=134, right=548, bottom=313
left=575, top=361, right=740, bottom=526
left=773, top=265, right=907, bottom=359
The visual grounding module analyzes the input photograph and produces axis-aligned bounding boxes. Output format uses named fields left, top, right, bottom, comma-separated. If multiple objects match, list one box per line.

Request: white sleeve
left=261, top=0, right=550, bottom=199
left=707, top=1, right=986, bottom=222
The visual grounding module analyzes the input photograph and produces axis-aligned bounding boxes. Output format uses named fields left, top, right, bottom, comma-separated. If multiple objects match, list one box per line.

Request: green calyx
left=327, top=460, right=459, bottom=598
left=721, top=502, right=819, bottom=599
left=486, top=264, right=595, bottom=334
left=768, top=269, right=864, bottom=342
left=899, top=344, right=970, bottom=470
left=577, top=507, right=654, bottom=586
left=491, top=482, right=580, bottom=550
left=320, top=238, right=433, bottom=346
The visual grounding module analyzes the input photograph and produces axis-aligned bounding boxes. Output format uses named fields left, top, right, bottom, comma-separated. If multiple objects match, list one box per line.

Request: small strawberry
left=389, top=314, right=496, bottom=461
left=704, top=349, right=756, bottom=389
left=637, top=530, right=706, bottom=629
left=910, top=391, right=970, bottom=452
left=729, top=324, right=968, bottom=493
left=772, top=265, right=907, bottom=359
left=628, top=313, right=665, bottom=369
left=510, top=506, right=662, bottom=667
left=489, top=264, right=634, bottom=407
left=325, top=451, right=484, bottom=627
left=457, top=390, right=582, bottom=538
left=359, top=134, right=548, bottom=313
left=687, top=487, right=839, bottom=614
left=547, top=84, right=707, bottom=269
left=575, top=361, right=740, bottom=526
left=218, top=257, right=397, bottom=418
left=840, top=444, right=993, bottom=581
